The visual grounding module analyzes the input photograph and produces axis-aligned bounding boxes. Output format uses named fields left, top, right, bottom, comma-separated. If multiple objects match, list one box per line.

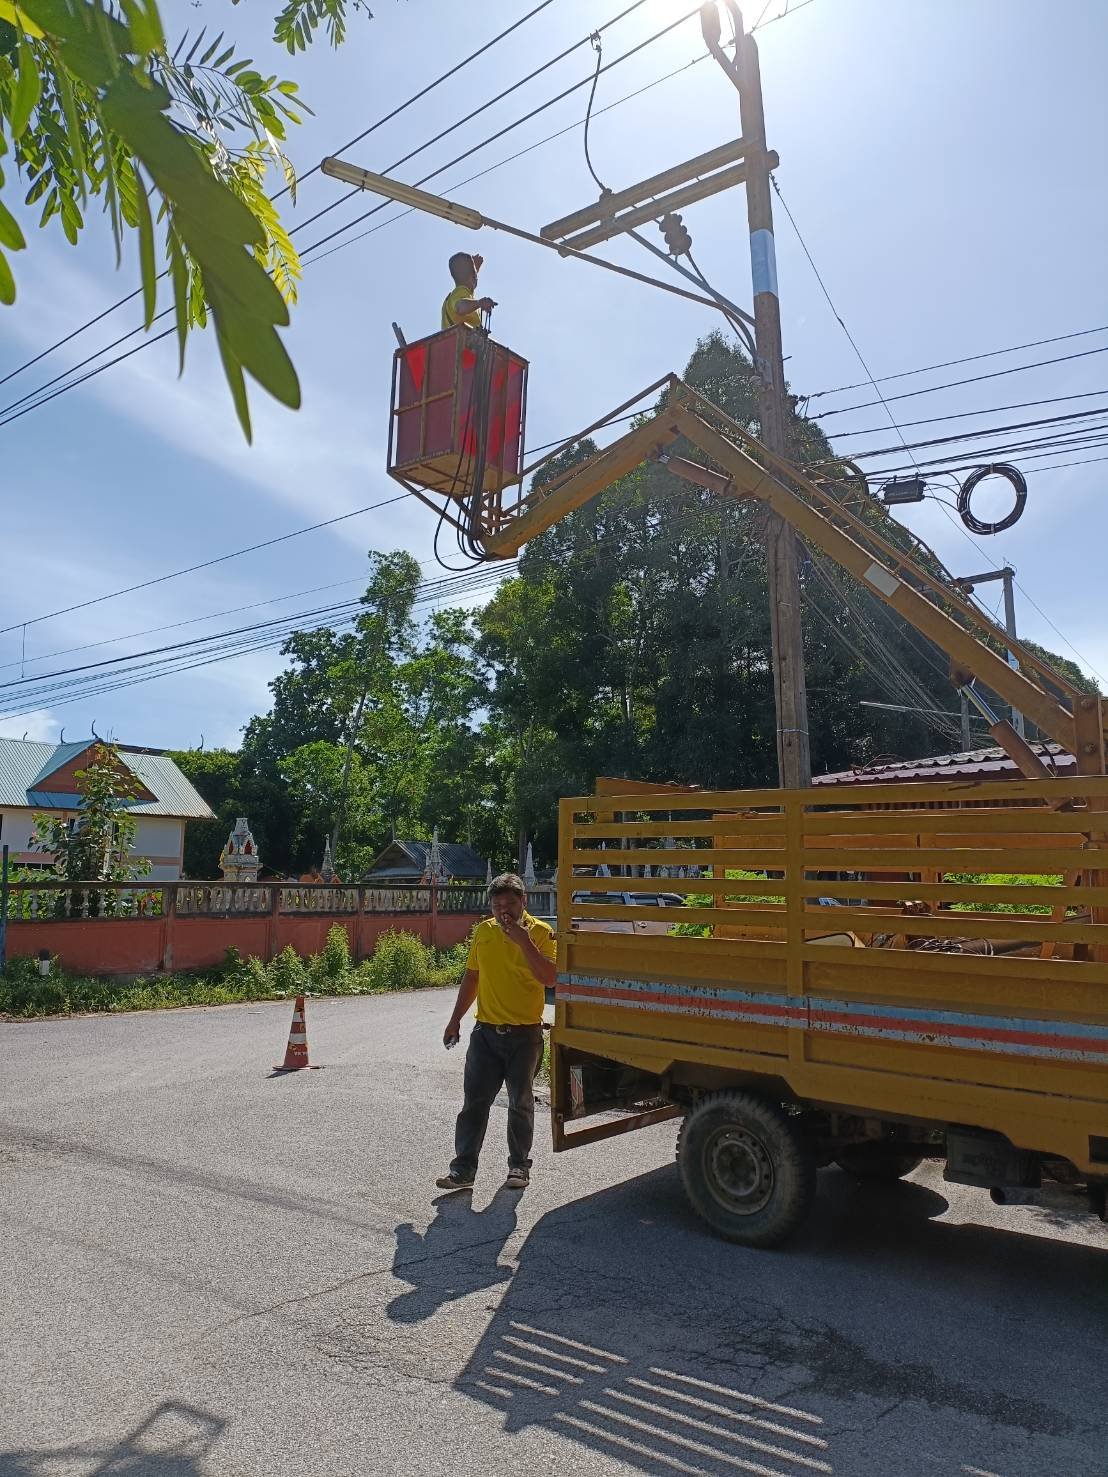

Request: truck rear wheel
left=677, top=1091, right=816, bottom=1247
left=835, top=1143, right=924, bottom=1182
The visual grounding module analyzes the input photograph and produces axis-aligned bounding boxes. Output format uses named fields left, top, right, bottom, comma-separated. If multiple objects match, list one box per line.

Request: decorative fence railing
left=0, top=879, right=558, bottom=976
left=0, top=880, right=555, bottom=922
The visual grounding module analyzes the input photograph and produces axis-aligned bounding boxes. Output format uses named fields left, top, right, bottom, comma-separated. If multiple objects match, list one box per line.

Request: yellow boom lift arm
left=458, top=377, right=1104, bottom=779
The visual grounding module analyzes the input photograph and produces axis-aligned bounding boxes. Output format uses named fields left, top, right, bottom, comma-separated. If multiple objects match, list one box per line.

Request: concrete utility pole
left=702, top=4, right=811, bottom=788
left=954, top=566, right=1025, bottom=739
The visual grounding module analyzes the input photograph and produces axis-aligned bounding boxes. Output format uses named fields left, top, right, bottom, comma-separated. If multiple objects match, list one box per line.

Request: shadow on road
left=456, top=1164, right=1107, bottom=1476
left=0, top=1401, right=225, bottom=1475
left=387, top=1187, right=519, bottom=1325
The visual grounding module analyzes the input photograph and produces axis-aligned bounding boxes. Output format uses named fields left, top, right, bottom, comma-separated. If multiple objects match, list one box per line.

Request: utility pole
left=953, top=566, right=1025, bottom=739
left=701, top=4, right=811, bottom=787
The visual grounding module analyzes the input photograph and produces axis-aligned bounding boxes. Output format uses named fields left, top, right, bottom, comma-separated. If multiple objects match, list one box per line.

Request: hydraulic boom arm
left=475, top=377, right=1103, bottom=775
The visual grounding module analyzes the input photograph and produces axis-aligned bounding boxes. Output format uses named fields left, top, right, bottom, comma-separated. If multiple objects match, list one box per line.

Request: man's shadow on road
left=387, top=1187, right=520, bottom=1325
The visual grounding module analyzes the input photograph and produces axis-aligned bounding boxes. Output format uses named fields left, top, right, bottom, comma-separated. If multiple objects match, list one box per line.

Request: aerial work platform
left=387, top=325, right=528, bottom=503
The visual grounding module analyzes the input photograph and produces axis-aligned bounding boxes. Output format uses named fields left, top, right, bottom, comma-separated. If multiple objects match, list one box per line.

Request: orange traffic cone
left=273, top=995, right=320, bottom=1072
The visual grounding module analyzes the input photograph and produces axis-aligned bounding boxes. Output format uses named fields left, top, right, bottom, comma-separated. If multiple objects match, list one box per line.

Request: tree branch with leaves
left=0, top=0, right=370, bottom=438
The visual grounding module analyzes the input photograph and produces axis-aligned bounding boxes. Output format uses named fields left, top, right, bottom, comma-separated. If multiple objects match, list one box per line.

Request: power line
left=0, top=567, right=509, bottom=695
left=806, top=324, right=1108, bottom=401
left=295, top=0, right=655, bottom=245
left=0, top=1, right=688, bottom=431
left=808, top=343, right=1108, bottom=421
left=303, top=51, right=711, bottom=269
left=859, top=428, right=1108, bottom=478
left=0, top=573, right=375, bottom=676
left=828, top=387, right=1108, bottom=440
left=0, top=492, right=409, bottom=638
left=0, top=565, right=516, bottom=720
left=769, top=173, right=1095, bottom=696
left=839, top=404, right=1108, bottom=463
left=0, top=0, right=561, bottom=395
left=298, top=3, right=701, bottom=259
left=1016, top=452, right=1108, bottom=475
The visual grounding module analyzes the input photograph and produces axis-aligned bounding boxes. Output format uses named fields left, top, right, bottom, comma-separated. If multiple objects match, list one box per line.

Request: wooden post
left=734, top=28, right=811, bottom=790
left=430, top=878, right=439, bottom=951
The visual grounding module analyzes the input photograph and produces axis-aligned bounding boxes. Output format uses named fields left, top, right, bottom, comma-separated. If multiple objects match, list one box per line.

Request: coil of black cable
left=957, top=462, right=1027, bottom=535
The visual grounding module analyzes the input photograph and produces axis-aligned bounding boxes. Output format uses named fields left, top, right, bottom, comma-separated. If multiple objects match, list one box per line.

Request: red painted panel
left=169, top=917, right=272, bottom=972
left=6, top=920, right=164, bottom=975
left=434, top=917, right=478, bottom=949
left=4, top=910, right=483, bottom=977
left=277, top=917, right=357, bottom=959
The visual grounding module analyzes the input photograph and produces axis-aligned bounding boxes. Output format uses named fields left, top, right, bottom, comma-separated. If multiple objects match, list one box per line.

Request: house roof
left=813, top=742, right=1076, bottom=787
left=0, top=738, right=214, bottom=819
left=364, top=839, right=487, bottom=880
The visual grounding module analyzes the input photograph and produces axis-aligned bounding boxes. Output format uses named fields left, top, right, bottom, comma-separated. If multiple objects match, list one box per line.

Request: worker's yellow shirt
left=466, top=913, right=555, bottom=1026
left=442, top=283, right=481, bottom=330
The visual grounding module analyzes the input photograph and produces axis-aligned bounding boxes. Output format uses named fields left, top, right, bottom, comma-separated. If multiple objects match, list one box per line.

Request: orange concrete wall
left=3, top=909, right=480, bottom=976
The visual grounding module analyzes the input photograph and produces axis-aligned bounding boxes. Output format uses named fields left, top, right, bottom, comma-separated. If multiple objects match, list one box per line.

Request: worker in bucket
left=437, top=872, right=556, bottom=1193
left=441, top=251, right=496, bottom=330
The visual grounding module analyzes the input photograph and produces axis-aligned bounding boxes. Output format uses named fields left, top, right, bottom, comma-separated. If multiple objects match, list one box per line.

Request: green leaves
left=0, top=238, right=15, bottom=302
left=266, top=0, right=373, bottom=54
left=0, top=190, right=25, bottom=248
left=1, top=0, right=321, bottom=439
left=98, top=57, right=300, bottom=437
left=132, top=162, right=154, bottom=324
left=9, top=26, right=40, bottom=136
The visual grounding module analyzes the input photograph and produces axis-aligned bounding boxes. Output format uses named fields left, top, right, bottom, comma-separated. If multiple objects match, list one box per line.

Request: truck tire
left=835, top=1143, right=924, bottom=1182
left=676, top=1091, right=816, bottom=1247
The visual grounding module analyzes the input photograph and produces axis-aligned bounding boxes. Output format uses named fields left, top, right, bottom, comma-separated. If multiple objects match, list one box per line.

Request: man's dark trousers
left=451, top=1021, right=544, bottom=1177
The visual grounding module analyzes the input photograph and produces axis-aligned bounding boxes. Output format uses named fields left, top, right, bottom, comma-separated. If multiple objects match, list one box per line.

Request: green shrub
left=0, top=924, right=467, bottom=1019
left=359, top=930, right=433, bottom=992
left=311, top=924, right=353, bottom=989
left=269, top=945, right=311, bottom=996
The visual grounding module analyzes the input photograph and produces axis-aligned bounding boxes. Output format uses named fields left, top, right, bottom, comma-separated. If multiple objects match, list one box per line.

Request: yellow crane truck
left=391, top=367, right=1108, bottom=1246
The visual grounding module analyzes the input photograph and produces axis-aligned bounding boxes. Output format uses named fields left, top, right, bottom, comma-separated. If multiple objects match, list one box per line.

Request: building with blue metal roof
left=0, top=737, right=214, bottom=880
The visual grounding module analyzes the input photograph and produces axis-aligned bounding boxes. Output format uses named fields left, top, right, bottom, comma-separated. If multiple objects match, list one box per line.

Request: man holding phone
left=437, top=873, right=556, bottom=1193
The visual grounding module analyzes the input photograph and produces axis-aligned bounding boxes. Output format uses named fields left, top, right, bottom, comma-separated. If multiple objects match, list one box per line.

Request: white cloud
left=0, top=709, right=60, bottom=741
left=3, top=246, right=429, bottom=555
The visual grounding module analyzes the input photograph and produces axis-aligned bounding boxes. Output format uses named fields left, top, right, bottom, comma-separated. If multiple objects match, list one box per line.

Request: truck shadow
left=456, top=1163, right=1107, bottom=1476
left=0, top=1400, right=225, bottom=1475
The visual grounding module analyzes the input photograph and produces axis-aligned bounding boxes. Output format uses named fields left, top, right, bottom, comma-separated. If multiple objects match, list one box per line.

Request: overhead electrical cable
left=0, top=3, right=696, bottom=430
left=0, top=492, right=409, bottom=637
left=806, top=324, right=1108, bottom=401
left=808, top=344, right=1108, bottom=421
left=0, top=0, right=561, bottom=393
left=298, top=3, right=702, bottom=259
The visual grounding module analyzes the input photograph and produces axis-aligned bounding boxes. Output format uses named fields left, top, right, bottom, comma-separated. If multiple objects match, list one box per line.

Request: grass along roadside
left=0, top=926, right=467, bottom=1021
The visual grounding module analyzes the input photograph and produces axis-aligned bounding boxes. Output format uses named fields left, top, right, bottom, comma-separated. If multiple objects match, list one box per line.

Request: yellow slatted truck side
left=549, top=778, right=1108, bottom=1244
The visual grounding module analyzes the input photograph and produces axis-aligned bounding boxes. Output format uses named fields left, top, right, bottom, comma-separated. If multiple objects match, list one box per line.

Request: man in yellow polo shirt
left=437, top=872, right=556, bottom=1193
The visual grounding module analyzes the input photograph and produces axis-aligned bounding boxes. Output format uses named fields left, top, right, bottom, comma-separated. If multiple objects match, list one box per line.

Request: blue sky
left=2, top=0, right=1106, bottom=750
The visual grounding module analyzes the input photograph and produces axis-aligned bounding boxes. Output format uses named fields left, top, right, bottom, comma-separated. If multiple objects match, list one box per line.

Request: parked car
left=534, top=889, right=689, bottom=937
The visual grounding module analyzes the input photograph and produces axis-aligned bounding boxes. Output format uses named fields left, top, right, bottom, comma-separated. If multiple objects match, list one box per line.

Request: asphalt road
left=1, top=990, right=1105, bottom=1477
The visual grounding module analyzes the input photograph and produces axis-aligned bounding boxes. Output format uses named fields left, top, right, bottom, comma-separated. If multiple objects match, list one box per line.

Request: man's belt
left=478, top=1021, right=542, bottom=1034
